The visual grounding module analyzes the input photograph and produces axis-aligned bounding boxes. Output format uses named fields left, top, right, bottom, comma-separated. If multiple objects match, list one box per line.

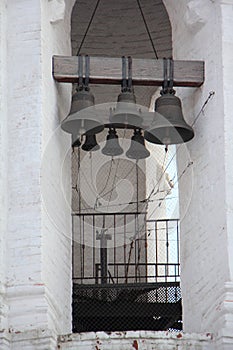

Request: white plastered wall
left=5, top=0, right=45, bottom=333
left=0, top=0, right=8, bottom=334
left=163, top=0, right=233, bottom=347
left=0, top=0, right=232, bottom=349
left=40, top=0, right=75, bottom=335
left=0, top=1, right=75, bottom=347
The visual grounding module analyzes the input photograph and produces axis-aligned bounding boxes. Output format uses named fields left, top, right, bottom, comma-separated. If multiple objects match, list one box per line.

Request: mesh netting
left=73, top=283, right=182, bottom=332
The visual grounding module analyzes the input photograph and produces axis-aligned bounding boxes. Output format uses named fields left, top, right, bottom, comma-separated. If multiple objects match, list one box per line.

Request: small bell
left=144, top=90, right=194, bottom=145
left=126, top=129, right=150, bottom=160
left=82, top=134, right=100, bottom=152
left=102, top=128, right=124, bottom=156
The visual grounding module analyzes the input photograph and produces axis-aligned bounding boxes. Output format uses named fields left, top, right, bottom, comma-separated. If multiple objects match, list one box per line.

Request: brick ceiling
left=71, top=0, right=172, bottom=107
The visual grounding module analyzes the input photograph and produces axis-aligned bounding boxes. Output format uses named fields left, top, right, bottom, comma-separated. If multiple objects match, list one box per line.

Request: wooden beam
left=53, top=55, right=204, bottom=87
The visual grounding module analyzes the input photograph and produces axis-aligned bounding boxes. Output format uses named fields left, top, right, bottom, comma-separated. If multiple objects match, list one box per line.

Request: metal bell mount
left=61, top=55, right=104, bottom=147
left=110, top=56, right=143, bottom=129
left=144, top=59, right=194, bottom=145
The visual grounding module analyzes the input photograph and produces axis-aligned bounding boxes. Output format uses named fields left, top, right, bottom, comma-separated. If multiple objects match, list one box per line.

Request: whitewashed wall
left=0, top=0, right=232, bottom=349
left=40, top=0, right=74, bottom=335
left=5, top=0, right=45, bottom=333
left=0, top=0, right=75, bottom=348
left=0, top=0, right=8, bottom=334
left=163, top=1, right=233, bottom=348
left=58, top=331, right=212, bottom=350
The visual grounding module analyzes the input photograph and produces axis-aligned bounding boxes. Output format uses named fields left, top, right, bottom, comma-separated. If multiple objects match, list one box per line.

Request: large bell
left=82, top=134, right=100, bottom=152
left=144, top=91, right=194, bottom=145
left=102, top=128, right=124, bottom=157
left=110, top=91, right=143, bottom=129
left=126, top=129, right=150, bottom=160
left=61, top=89, right=104, bottom=138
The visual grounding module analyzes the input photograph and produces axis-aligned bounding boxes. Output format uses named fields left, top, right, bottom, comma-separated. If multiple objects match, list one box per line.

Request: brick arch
left=71, top=0, right=172, bottom=59
left=70, top=0, right=172, bottom=107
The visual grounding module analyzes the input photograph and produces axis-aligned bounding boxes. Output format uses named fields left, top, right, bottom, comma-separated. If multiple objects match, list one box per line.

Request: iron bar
left=73, top=214, right=179, bottom=285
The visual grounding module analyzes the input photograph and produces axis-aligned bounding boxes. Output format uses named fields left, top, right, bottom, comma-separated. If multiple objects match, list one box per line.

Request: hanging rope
left=76, top=0, right=101, bottom=56
left=136, top=0, right=158, bottom=59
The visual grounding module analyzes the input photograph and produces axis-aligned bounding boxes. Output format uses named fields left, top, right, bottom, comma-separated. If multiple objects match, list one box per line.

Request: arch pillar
left=163, top=1, right=233, bottom=348
left=1, top=1, right=77, bottom=348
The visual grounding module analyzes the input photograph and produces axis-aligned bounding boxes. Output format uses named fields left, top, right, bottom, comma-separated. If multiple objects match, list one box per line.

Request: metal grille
left=72, top=216, right=181, bottom=332
left=73, top=282, right=181, bottom=332
left=73, top=212, right=148, bottom=284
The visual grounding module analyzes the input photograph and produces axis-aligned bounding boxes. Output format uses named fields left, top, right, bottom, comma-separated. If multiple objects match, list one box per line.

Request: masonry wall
left=5, top=0, right=46, bottom=332
left=40, top=0, right=74, bottom=334
left=0, top=0, right=75, bottom=346
left=163, top=1, right=233, bottom=348
left=58, top=331, right=213, bottom=350
left=0, top=0, right=232, bottom=349
left=0, top=0, right=8, bottom=333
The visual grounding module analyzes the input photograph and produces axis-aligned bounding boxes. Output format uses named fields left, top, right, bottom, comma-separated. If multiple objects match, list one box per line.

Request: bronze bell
left=144, top=91, right=194, bottom=145
left=126, top=129, right=150, bottom=160
left=82, top=134, right=100, bottom=152
left=110, top=91, right=143, bottom=129
left=102, top=128, right=123, bottom=157
left=61, top=89, right=104, bottom=138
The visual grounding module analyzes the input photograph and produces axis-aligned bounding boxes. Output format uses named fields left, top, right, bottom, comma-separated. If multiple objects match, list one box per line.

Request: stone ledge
left=58, top=331, right=213, bottom=350
left=0, top=331, right=10, bottom=350
left=0, top=329, right=57, bottom=350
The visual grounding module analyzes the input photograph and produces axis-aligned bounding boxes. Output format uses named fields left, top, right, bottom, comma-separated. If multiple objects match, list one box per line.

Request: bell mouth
left=109, top=102, right=143, bottom=129
left=144, top=125, right=194, bottom=145
left=61, top=107, right=104, bottom=136
left=82, top=143, right=100, bottom=152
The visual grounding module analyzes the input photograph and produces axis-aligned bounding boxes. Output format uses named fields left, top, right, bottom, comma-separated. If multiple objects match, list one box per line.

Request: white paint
left=184, top=0, right=209, bottom=33
left=5, top=0, right=46, bottom=332
left=0, top=0, right=8, bottom=333
left=58, top=331, right=213, bottom=350
left=0, top=329, right=57, bottom=350
left=163, top=0, right=233, bottom=348
left=0, top=0, right=233, bottom=348
left=49, top=0, right=66, bottom=24
left=1, top=0, right=73, bottom=341
left=41, top=0, right=73, bottom=335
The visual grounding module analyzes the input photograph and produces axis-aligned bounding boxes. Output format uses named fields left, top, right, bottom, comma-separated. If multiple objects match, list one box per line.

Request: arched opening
left=71, top=0, right=172, bottom=107
left=70, top=0, right=182, bottom=333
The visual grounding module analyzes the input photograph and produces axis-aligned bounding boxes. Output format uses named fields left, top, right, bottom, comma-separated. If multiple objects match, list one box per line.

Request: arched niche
left=70, top=0, right=172, bottom=107
left=69, top=0, right=182, bottom=334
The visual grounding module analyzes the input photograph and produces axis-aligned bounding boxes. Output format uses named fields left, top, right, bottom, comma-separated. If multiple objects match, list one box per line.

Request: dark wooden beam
left=53, top=55, right=204, bottom=87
